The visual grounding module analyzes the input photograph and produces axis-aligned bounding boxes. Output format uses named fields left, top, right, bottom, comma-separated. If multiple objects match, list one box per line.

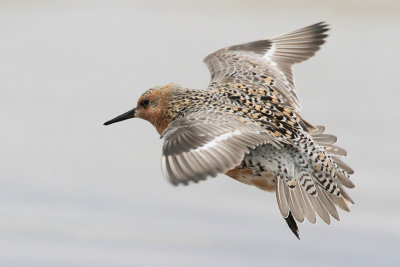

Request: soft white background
left=1, top=0, right=399, bottom=266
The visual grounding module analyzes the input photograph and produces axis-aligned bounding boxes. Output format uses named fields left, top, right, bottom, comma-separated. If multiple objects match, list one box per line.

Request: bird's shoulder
left=207, top=82, right=305, bottom=141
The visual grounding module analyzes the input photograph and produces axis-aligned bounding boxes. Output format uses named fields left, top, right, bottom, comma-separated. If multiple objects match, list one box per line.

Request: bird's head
left=104, top=83, right=180, bottom=134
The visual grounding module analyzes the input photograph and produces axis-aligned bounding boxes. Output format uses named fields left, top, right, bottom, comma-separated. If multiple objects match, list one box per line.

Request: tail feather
left=324, top=144, right=347, bottom=157
left=298, top=182, right=317, bottom=224
left=331, top=193, right=351, bottom=212
left=336, top=171, right=355, bottom=188
left=312, top=133, right=337, bottom=145
left=333, top=156, right=354, bottom=175
left=311, top=196, right=331, bottom=224
left=317, top=186, right=340, bottom=221
left=313, top=125, right=325, bottom=134
left=338, top=183, right=355, bottom=204
left=273, top=123, right=354, bottom=234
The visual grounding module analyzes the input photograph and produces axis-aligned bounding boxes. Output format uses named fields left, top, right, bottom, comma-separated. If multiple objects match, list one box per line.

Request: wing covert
left=160, top=111, right=281, bottom=185
left=204, top=22, right=329, bottom=112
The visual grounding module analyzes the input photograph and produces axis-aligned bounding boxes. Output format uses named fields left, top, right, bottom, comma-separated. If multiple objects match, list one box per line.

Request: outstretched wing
left=160, top=111, right=281, bottom=185
left=204, top=22, right=329, bottom=112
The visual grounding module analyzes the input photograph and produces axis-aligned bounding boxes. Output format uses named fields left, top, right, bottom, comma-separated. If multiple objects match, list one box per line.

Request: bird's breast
left=225, top=160, right=276, bottom=192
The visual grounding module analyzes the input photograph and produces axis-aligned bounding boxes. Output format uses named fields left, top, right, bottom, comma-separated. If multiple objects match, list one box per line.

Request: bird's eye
left=141, top=99, right=150, bottom=107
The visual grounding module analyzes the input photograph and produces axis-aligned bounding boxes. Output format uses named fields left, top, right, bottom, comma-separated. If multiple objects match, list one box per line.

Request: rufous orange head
left=104, top=83, right=179, bottom=134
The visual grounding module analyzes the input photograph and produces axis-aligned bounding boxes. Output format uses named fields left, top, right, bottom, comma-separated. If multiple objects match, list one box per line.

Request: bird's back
left=105, top=22, right=355, bottom=239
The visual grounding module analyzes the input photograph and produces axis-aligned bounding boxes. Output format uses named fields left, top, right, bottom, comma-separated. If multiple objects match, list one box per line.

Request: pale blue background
left=1, top=0, right=399, bottom=266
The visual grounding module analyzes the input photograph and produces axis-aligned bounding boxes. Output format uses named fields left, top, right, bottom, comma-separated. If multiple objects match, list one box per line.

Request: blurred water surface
left=0, top=1, right=399, bottom=266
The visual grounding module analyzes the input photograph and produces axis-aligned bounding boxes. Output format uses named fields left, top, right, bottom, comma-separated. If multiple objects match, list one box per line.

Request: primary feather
left=105, top=22, right=354, bottom=239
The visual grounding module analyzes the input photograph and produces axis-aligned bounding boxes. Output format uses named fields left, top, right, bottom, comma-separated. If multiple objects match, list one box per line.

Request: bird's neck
left=157, top=88, right=213, bottom=134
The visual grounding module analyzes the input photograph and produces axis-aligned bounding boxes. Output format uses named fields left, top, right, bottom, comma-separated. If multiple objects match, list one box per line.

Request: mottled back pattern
left=105, top=22, right=355, bottom=238
left=204, top=22, right=329, bottom=113
left=160, top=22, right=354, bottom=238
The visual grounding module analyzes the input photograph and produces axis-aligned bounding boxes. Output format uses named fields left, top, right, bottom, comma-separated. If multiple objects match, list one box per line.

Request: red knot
left=104, top=22, right=354, bottom=239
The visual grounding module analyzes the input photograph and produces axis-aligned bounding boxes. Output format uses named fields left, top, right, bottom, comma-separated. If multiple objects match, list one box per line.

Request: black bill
left=103, top=108, right=136, bottom=125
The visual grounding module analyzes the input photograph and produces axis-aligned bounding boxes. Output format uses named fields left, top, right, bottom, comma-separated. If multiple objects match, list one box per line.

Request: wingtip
left=298, top=21, right=330, bottom=41
left=295, top=232, right=300, bottom=240
left=314, top=21, right=330, bottom=31
left=285, top=212, right=300, bottom=240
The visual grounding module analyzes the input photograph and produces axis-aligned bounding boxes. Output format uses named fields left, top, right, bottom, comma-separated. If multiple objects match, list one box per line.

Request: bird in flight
left=104, top=22, right=354, bottom=239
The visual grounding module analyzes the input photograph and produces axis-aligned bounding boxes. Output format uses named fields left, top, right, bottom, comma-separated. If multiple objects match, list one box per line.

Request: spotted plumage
left=104, top=22, right=354, bottom=239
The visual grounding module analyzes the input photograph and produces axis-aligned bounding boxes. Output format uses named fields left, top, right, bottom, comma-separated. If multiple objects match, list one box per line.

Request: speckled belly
left=225, top=144, right=281, bottom=192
